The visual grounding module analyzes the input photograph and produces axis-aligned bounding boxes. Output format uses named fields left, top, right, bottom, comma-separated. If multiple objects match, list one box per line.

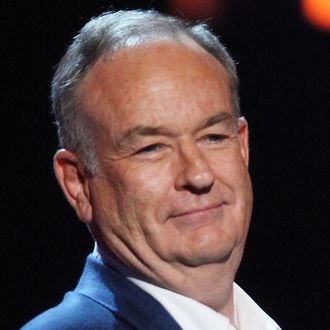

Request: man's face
left=79, top=41, right=253, bottom=273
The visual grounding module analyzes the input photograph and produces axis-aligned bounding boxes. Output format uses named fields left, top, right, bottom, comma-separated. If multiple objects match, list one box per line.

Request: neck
left=95, top=243, right=240, bottom=325
left=165, top=260, right=238, bottom=323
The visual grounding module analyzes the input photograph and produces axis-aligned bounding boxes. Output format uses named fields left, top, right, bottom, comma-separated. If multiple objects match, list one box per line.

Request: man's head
left=51, top=10, right=240, bottom=174
left=53, top=10, right=252, bottom=291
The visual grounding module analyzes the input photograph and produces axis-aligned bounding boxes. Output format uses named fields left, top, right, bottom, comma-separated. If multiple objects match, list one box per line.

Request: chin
left=179, top=251, right=233, bottom=267
left=174, top=234, right=237, bottom=267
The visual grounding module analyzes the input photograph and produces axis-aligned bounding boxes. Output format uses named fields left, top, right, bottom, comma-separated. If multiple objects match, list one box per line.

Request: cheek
left=210, top=149, right=252, bottom=227
left=210, top=149, right=247, bottom=185
left=118, top=161, right=175, bottom=216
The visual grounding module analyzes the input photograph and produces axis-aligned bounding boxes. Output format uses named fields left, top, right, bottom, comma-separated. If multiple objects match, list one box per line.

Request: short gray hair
left=51, top=10, right=240, bottom=174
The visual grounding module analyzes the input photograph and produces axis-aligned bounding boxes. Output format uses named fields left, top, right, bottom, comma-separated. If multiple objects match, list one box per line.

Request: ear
left=237, top=117, right=249, bottom=167
left=54, top=149, right=92, bottom=223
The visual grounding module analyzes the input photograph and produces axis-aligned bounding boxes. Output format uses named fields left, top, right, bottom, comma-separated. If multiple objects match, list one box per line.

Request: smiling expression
left=78, top=41, right=253, bottom=272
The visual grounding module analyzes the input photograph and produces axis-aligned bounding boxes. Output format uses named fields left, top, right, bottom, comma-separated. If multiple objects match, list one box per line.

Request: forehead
left=78, top=41, right=231, bottom=129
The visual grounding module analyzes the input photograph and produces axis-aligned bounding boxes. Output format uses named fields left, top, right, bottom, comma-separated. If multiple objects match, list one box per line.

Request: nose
left=175, top=140, right=215, bottom=193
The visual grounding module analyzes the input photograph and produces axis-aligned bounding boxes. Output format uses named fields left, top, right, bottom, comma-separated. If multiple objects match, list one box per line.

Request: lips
left=171, top=202, right=225, bottom=218
left=168, top=203, right=226, bottom=230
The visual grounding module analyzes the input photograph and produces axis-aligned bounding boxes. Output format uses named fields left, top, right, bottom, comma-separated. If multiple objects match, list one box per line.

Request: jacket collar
left=75, top=254, right=182, bottom=330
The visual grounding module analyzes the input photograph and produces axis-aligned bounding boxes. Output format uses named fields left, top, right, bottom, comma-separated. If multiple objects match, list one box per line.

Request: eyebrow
left=119, top=126, right=174, bottom=143
left=118, top=111, right=233, bottom=144
left=193, top=111, right=233, bottom=134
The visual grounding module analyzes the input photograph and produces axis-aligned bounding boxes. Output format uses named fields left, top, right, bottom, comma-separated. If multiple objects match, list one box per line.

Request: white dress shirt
left=129, top=278, right=281, bottom=330
left=94, top=246, right=281, bottom=329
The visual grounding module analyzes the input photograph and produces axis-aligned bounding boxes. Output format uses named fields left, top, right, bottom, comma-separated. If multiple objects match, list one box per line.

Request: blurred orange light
left=301, top=0, right=330, bottom=31
left=167, top=0, right=220, bottom=21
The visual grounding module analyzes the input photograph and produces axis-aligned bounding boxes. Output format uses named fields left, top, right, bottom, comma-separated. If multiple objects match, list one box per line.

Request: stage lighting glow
left=301, top=0, right=330, bottom=31
left=167, top=0, right=220, bottom=21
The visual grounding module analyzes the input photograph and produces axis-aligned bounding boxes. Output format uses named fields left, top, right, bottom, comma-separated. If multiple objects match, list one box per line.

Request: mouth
left=171, top=203, right=224, bottom=218
left=168, top=202, right=227, bottom=229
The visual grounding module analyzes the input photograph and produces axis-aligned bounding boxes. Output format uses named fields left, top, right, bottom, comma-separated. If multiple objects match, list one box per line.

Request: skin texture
left=54, top=40, right=253, bottom=323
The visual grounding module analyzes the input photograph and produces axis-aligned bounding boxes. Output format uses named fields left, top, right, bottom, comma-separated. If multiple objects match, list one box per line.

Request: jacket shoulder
left=20, top=291, right=133, bottom=330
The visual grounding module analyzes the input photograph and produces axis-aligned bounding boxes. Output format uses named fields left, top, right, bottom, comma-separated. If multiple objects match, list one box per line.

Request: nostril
left=183, top=183, right=213, bottom=195
left=175, top=141, right=216, bottom=192
left=180, top=167, right=215, bottom=193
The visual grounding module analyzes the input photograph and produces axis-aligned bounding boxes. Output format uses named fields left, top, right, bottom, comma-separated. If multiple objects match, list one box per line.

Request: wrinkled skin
left=55, top=41, right=253, bottom=316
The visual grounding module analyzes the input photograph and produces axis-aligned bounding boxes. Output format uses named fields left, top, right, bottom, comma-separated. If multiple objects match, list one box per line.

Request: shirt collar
left=129, top=277, right=236, bottom=330
left=94, top=244, right=280, bottom=330
left=129, top=278, right=281, bottom=330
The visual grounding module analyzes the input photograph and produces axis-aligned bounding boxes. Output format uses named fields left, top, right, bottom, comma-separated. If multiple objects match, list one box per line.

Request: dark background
left=3, top=1, right=329, bottom=329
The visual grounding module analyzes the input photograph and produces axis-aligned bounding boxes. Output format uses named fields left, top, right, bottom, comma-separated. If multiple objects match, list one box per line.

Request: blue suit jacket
left=21, top=254, right=182, bottom=329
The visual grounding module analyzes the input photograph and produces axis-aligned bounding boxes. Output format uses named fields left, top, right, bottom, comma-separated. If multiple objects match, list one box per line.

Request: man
left=21, top=10, right=280, bottom=330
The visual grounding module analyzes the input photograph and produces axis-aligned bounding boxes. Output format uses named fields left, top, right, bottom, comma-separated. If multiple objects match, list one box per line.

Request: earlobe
left=238, top=117, right=249, bottom=166
left=54, top=149, right=93, bottom=223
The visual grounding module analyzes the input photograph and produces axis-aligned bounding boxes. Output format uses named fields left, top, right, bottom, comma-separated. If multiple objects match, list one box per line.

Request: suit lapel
left=75, top=254, right=182, bottom=330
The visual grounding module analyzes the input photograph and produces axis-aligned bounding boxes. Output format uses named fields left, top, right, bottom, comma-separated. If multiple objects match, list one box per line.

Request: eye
left=203, top=134, right=228, bottom=143
left=136, top=143, right=163, bottom=154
